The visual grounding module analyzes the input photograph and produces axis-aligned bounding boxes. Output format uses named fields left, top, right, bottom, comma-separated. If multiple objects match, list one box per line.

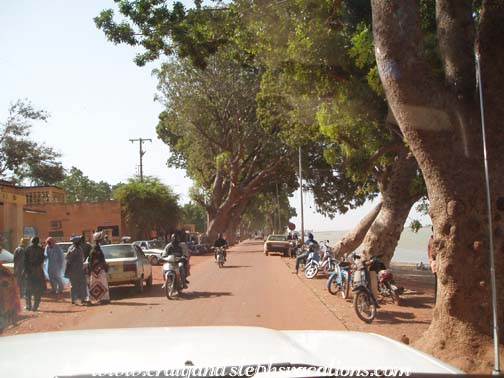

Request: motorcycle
left=304, top=242, right=337, bottom=279
left=326, top=254, right=355, bottom=299
left=352, top=254, right=403, bottom=323
left=352, top=254, right=381, bottom=323
left=162, top=255, right=187, bottom=299
left=377, top=267, right=403, bottom=305
left=215, top=247, right=226, bottom=268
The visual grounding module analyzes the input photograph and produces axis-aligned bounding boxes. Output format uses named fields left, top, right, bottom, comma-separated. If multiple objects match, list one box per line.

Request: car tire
left=146, top=274, right=153, bottom=287
left=135, top=275, right=144, bottom=293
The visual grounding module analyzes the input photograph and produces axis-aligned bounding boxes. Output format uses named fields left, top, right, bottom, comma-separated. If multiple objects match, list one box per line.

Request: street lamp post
left=299, top=146, right=305, bottom=242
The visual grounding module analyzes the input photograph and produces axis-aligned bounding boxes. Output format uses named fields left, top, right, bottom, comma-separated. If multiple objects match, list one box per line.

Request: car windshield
left=101, top=245, right=135, bottom=259
left=57, top=243, right=72, bottom=254
left=147, top=240, right=164, bottom=249
left=268, top=236, right=288, bottom=242
left=1, top=1, right=500, bottom=377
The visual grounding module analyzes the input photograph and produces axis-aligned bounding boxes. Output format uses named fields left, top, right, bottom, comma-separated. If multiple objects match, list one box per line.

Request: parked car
left=56, top=242, right=72, bottom=254
left=99, top=243, right=153, bottom=293
left=0, top=248, right=13, bottom=263
left=0, top=249, right=14, bottom=273
left=264, top=235, right=291, bottom=257
left=133, top=240, right=165, bottom=265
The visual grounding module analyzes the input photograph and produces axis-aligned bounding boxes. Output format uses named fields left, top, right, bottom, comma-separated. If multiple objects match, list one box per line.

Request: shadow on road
left=222, top=265, right=251, bottom=269
left=375, top=310, right=430, bottom=325
left=399, top=295, right=434, bottom=309
left=108, top=301, right=160, bottom=307
left=39, top=309, right=81, bottom=314
left=110, top=284, right=165, bottom=300
left=181, top=291, right=233, bottom=300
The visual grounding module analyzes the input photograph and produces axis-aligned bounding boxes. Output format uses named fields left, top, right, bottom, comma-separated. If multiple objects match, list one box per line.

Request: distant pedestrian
left=13, top=238, right=29, bottom=297
left=65, top=235, right=89, bottom=305
left=428, top=227, right=437, bottom=302
left=23, top=237, right=45, bottom=311
left=88, top=231, right=110, bottom=304
left=44, top=237, right=65, bottom=294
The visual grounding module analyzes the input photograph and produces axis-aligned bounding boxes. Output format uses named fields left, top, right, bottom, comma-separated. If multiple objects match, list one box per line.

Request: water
left=313, top=226, right=431, bottom=264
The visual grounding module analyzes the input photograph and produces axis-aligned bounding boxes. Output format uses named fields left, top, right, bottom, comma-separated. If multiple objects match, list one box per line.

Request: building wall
left=28, top=200, right=122, bottom=243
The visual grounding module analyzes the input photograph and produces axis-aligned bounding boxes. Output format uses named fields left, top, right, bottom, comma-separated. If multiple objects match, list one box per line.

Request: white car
left=134, top=239, right=165, bottom=265
left=0, top=249, right=14, bottom=273
left=0, top=248, right=14, bottom=263
left=100, top=243, right=153, bottom=293
left=0, top=326, right=461, bottom=377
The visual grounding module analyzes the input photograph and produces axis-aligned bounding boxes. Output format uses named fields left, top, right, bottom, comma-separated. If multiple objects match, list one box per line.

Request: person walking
left=44, top=237, right=65, bottom=294
left=88, top=231, right=110, bottom=304
left=23, top=237, right=45, bottom=311
left=13, top=238, right=29, bottom=297
left=65, top=235, right=89, bottom=305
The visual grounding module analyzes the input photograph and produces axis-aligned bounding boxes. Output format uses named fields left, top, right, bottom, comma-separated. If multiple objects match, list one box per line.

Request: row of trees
left=0, top=104, right=205, bottom=239
left=95, top=0, right=504, bottom=370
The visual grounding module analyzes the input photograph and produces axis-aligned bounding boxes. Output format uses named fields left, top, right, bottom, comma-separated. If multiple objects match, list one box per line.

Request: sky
left=1, top=0, right=430, bottom=231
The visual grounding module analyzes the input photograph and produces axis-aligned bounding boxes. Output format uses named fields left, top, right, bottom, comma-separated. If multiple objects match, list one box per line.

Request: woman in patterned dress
left=88, top=231, right=110, bottom=304
left=0, top=261, right=21, bottom=332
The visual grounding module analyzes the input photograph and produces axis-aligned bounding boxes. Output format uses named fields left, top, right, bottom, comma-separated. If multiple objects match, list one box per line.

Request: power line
left=129, top=138, right=152, bottom=182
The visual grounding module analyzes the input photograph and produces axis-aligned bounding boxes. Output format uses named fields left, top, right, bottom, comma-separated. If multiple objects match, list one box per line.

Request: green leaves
left=0, top=100, right=64, bottom=185
left=113, top=177, right=180, bottom=237
left=95, top=1, right=231, bottom=67
left=57, top=167, right=112, bottom=202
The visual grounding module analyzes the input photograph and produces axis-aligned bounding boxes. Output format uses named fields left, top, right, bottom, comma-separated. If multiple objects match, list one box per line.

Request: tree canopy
left=155, top=46, right=297, bottom=237
left=0, top=100, right=64, bottom=185
left=57, top=167, right=113, bottom=202
left=113, top=177, right=180, bottom=239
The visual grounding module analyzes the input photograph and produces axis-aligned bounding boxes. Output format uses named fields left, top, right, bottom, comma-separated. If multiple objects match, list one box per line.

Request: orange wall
left=27, top=200, right=122, bottom=243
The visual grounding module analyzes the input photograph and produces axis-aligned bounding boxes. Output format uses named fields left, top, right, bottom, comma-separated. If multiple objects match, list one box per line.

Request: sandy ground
left=2, top=240, right=435, bottom=344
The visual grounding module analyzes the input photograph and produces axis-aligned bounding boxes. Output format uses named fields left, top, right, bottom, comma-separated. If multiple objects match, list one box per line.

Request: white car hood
left=0, top=326, right=461, bottom=377
left=0, top=249, right=13, bottom=262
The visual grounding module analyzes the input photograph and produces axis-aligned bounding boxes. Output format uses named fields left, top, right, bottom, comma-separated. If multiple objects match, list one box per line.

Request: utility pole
left=275, top=183, right=281, bottom=233
left=129, top=138, right=152, bottom=182
left=299, top=146, right=305, bottom=242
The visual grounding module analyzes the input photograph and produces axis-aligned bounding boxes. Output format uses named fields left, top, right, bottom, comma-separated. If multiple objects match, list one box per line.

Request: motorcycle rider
left=214, top=233, right=228, bottom=261
left=161, top=233, right=188, bottom=289
left=294, top=232, right=319, bottom=274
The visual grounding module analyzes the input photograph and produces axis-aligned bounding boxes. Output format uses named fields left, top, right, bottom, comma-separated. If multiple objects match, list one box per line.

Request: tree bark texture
left=371, top=0, right=504, bottom=370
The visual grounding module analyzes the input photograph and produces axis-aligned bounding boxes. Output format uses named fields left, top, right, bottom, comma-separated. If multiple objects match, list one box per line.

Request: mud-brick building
left=0, top=180, right=123, bottom=251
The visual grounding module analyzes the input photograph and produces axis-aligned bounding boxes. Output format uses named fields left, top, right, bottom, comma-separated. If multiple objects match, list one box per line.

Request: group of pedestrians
left=10, top=231, right=111, bottom=313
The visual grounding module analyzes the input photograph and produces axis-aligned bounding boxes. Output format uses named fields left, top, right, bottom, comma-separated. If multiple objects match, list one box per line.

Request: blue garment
left=45, top=245, right=65, bottom=293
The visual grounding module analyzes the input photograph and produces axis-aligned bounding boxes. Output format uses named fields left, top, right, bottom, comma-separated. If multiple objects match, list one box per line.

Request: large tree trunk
left=333, top=199, right=383, bottom=258
left=371, top=0, right=504, bottom=371
left=361, top=147, right=422, bottom=266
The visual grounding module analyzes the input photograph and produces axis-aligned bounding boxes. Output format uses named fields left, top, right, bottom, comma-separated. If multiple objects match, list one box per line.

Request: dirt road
left=2, top=240, right=434, bottom=343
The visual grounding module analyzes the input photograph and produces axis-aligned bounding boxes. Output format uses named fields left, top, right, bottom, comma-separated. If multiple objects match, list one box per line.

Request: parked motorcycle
left=377, top=267, right=403, bottom=305
left=352, top=254, right=381, bottom=323
left=304, top=242, right=337, bottom=279
left=326, top=255, right=355, bottom=299
left=215, top=247, right=225, bottom=268
left=162, top=255, right=187, bottom=299
left=352, top=253, right=403, bottom=322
